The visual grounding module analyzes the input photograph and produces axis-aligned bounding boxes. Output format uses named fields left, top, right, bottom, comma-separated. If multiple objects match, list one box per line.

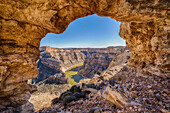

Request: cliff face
left=32, top=46, right=85, bottom=84
left=78, top=52, right=115, bottom=78
left=102, top=47, right=131, bottom=79
left=78, top=47, right=130, bottom=78
left=0, top=0, right=169, bottom=112
left=40, top=47, right=86, bottom=70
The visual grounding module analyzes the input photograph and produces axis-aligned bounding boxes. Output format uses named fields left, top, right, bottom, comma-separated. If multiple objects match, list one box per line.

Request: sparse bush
left=117, top=77, right=122, bottom=81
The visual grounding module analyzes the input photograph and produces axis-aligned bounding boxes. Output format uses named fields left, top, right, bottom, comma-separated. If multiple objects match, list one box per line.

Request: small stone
left=163, top=89, right=170, bottom=94
left=134, top=106, right=137, bottom=109
left=149, top=89, right=153, bottom=94
left=130, top=91, right=137, bottom=98
left=147, top=85, right=152, bottom=89
left=89, top=107, right=102, bottom=113
left=114, top=84, right=118, bottom=89
left=129, top=107, right=133, bottom=110
left=160, top=109, right=169, bottom=113
left=138, top=108, right=141, bottom=111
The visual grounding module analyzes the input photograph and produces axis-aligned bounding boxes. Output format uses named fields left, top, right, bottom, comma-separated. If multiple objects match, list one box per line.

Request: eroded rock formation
left=78, top=47, right=127, bottom=78
left=31, top=46, right=85, bottom=84
left=40, top=46, right=85, bottom=70
left=102, top=47, right=131, bottom=79
left=0, top=0, right=169, bottom=112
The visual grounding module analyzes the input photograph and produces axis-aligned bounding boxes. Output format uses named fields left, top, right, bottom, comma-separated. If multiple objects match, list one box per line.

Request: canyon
left=78, top=46, right=130, bottom=78
left=31, top=46, right=85, bottom=85
left=31, top=46, right=127, bottom=85
left=0, top=0, right=169, bottom=112
left=29, top=46, right=129, bottom=111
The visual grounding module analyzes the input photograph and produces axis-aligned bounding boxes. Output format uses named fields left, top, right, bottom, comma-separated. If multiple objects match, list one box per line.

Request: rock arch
left=0, top=0, right=169, bottom=112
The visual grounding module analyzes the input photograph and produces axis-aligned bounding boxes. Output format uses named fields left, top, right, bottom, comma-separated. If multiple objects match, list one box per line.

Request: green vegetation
left=117, top=76, right=122, bottom=81
left=65, top=63, right=83, bottom=85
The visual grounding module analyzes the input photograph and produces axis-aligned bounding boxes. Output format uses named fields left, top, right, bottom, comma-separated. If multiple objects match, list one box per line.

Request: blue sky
left=41, top=14, right=126, bottom=48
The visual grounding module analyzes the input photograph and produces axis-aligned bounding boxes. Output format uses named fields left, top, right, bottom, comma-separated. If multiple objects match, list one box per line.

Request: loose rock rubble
left=37, top=66, right=170, bottom=113
left=110, top=66, right=170, bottom=113
left=37, top=93, right=116, bottom=113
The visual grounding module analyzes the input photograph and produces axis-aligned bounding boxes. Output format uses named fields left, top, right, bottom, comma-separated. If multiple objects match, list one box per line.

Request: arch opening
left=41, top=14, right=125, bottom=48
left=29, top=14, right=130, bottom=111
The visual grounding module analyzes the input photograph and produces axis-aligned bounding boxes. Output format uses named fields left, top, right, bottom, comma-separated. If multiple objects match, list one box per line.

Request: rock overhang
left=0, top=0, right=169, bottom=112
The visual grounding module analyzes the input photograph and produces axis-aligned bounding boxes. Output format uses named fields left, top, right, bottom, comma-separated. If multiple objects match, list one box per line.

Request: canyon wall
left=102, top=47, right=131, bottom=79
left=32, top=46, right=85, bottom=84
left=40, top=46, right=85, bottom=70
left=0, top=0, right=169, bottom=112
left=78, top=47, right=127, bottom=78
left=33, top=46, right=126, bottom=83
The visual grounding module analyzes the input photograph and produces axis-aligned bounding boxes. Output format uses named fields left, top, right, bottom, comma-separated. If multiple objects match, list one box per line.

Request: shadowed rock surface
left=30, top=46, right=85, bottom=85
left=78, top=46, right=130, bottom=78
left=40, top=46, right=86, bottom=71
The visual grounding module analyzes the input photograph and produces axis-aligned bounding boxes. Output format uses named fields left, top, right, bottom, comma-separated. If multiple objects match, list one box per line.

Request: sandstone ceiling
left=0, top=0, right=169, bottom=112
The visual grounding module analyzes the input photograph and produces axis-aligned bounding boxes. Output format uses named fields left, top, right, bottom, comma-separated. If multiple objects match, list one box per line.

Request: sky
left=40, top=14, right=126, bottom=48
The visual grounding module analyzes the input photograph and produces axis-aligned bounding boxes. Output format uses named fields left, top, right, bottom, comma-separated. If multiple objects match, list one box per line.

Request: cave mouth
left=29, top=14, right=128, bottom=111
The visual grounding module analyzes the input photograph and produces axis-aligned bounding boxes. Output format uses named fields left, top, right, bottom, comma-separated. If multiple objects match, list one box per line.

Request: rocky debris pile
left=109, top=66, right=170, bottom=113
left=37, top=93, right=115, bottom=113
left=29, top=84, right=71, bottom=112
left=38, top=76, right=140, bottom=113
left=37, top=66, right=170, bottom=113
left=37, top=82, right=140, bottom=113
left=89, top=107, right=103, bottom=113
left=51, top=84, right=98, bottom=106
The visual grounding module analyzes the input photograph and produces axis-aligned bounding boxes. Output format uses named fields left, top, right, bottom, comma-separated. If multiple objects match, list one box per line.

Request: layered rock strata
left=0, top=19, right=48, bottom=112
left=78, top=46, right=129, bottom=78
left=0, top=0, right=169, bottom=112
left=102, top=47, right=131, bottom=79
left=32, top=46, right=85, bottom=84
left=40, top=46, right=86, bottom=70
left=78, top=52, right=116, bottom=78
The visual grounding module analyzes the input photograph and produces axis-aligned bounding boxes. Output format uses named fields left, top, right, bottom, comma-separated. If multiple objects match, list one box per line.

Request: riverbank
left=65, top=62, right=84, bottom=85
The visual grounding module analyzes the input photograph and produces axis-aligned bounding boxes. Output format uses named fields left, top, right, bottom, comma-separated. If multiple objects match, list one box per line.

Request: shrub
left=117, top=77, right=122, bottom=81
